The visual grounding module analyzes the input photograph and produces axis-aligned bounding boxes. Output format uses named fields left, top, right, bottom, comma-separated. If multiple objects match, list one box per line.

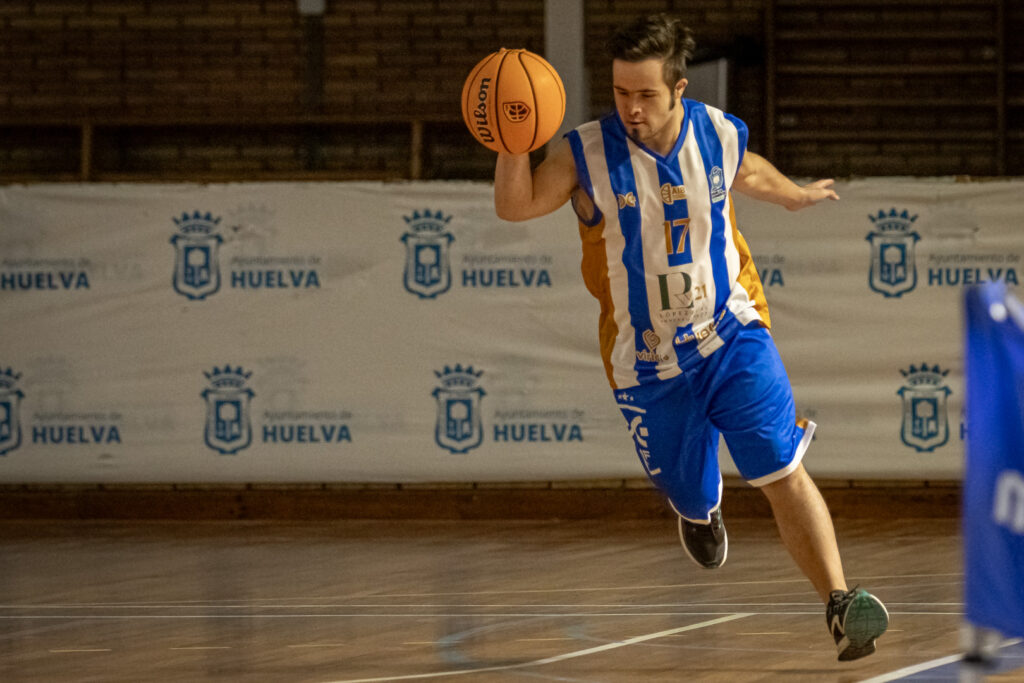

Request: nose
left=624, top=95, right=643, bottom=116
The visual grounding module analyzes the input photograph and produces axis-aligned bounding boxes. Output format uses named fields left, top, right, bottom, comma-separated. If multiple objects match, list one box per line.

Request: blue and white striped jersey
left=566, top=99, right=768, bottom=389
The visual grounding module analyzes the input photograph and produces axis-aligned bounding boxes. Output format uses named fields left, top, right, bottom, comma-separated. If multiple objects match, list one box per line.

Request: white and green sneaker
left=826, top=587, right=889, bottom=661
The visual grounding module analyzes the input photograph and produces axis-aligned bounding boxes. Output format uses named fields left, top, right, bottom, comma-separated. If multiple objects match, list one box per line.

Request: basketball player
left=492, top=14, right=889, bottom=662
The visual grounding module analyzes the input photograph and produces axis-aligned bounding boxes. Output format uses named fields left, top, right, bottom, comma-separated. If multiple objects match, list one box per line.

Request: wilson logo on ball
left=461, top=48, right=566, bottom=154
left=502, top=101, right=531, bottom=122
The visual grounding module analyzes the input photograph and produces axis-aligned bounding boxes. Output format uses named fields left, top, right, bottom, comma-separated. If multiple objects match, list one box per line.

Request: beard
left=626, top=97, right=675, bottom=143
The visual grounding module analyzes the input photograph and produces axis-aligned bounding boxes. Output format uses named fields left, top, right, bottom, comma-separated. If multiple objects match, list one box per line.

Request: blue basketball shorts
left=614, top=324, right=815, bottom=523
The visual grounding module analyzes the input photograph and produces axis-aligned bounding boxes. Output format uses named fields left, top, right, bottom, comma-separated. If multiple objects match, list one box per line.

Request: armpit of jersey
left=571, top=184, right=602, bottom=227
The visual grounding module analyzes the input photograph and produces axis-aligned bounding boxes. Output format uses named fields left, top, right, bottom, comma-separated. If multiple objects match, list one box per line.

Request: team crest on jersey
left=432, top=364, right=485, bottom=454
left=202, top=365, right=255, bottom=455
left=660, top=183, right=686, bottom=205
left=0, top=368, right=24, bottom=456
left=170, top=211, right=224, bottom=300
left=617, top=192, right=637, bottom=209
left=708, top=166, right=726, bottom=203
left=401, top=210, right=454, bottom=299
left=897, top=363, right=951, bottom=452
left=867, top=208, right=920, bottom=298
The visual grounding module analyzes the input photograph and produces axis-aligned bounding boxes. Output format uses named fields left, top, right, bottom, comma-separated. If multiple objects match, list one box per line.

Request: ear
left=674, top=77, right=688, bottom=99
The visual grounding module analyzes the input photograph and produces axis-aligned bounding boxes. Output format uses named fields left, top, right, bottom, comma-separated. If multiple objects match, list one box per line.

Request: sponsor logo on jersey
left=636, top=329, right=669, bottom=363
left=897, top=363, right=951, bottom=452
left=617, top=192, right=637, bottom=209
left=660, top=183, right=686, bottom=205
left=657, top=271, right=695, bottom=315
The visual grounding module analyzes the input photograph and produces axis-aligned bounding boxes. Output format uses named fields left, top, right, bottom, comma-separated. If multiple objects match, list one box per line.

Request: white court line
left=0, top=572, right=962, bottom=610
left=0, top=609, right=966, bottom=620
left=0, top=611, right=793, bottom=620
left=858, top=638, right=1023, bottom=683
left=321, top=613, right=752, bottom=683
left=0, top=601, right=965, bottom=610
left=366, top=573, right=963, bottom=598
left=288, top=643, right=347, bottom=649
left=858, top=654, right=963, bottom=683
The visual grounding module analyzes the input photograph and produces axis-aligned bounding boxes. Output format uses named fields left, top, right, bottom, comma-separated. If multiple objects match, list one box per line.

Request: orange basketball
left=460, top=48, right=566, bottom=154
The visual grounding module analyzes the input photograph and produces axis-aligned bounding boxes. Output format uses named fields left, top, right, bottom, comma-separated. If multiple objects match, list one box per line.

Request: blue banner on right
left=963, top=282, right=1024, bottom=638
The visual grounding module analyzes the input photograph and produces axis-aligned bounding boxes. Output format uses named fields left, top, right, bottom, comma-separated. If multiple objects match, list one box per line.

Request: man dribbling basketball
left=490, top=13, right=889, bottom=662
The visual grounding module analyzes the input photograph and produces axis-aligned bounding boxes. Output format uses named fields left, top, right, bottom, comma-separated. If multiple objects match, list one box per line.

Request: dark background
left=1, top=0, right=1017, bottom=182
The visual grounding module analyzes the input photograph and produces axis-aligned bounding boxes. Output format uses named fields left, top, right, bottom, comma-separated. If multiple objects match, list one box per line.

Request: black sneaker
left=826, top=587, right=889, bottom=661
left=678, top=507, right=727, bottom=569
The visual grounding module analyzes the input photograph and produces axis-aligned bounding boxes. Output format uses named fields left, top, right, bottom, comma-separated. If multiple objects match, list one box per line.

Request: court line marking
left=0, top=573, right=961, bottom=610
left=0, top=600, right=964, bottom=610
left=288, top=643, right=348, bottom=649
left=48, top=648, right=111, bottom=653
left=858, top=638, right=1024, bottom=682
left=360, top=573, right=963, bottom=598
left=0, top=610, right=965, bottom=620
left=321, top=613, right=751, bottom=683
left=858, top=656, right=962, bottom=683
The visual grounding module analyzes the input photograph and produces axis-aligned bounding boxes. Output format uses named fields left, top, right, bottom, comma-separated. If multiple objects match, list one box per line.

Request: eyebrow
left=613, top=86, right=660, bottom=94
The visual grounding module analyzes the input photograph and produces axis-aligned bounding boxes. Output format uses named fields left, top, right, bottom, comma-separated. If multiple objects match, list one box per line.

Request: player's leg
left=614, top=376, right=725, bottom=567
left=708, top=324, right=888, bottom=660
left=760, top=464, right=845, bottom=601
left=763, top=470, right=888, bottom=660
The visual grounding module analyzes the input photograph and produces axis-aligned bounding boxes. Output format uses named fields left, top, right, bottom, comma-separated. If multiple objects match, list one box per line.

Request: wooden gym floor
left=1, top=515, right=1022, bottom=682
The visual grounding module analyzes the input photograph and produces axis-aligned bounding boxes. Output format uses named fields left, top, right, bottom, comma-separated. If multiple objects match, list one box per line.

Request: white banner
left=0, top=179, right=1020, bottom=482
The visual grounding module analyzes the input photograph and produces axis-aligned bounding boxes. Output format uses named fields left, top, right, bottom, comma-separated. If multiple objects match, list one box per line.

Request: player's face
left=612, top=58, right=686, bottom=152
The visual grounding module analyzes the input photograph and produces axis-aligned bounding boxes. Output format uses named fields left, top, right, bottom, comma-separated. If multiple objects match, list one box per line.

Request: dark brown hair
left=608, top=14, right=696, bottom=90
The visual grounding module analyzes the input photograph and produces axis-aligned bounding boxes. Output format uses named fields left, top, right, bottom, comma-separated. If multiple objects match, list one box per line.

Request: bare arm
left=494, top=139, right=578, bottom=222
left=732, top=151, right=839, bottom=211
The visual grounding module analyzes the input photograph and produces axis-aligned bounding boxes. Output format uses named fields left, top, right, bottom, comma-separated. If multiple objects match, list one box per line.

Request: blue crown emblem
left=897, top=363, right=952, bottom=452
left=900, top=363, right=949, bottom=386
left=404, top=209, right=452, bottom=233
left=0, top=368, right=22, bottom=390
left=173, top=211, right=222, bottom=234
left=435, top=364, right=483, bottom=388
left=204, top=365, right=252, bottom=388
left=869, top=208, right=918, bottom=232
left=432, top=364, right=485, bottom=454
left=201, top=365, right=255, bottom=455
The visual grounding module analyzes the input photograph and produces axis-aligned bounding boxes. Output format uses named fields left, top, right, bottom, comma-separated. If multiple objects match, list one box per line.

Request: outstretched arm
left=733, top=151, right=839, bottom=211
left=494, top=139, right=578, bottom=222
